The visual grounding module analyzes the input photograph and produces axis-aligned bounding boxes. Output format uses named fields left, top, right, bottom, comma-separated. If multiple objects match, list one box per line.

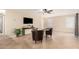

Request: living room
left=4, top=9, right=43, bottom=37
left=0, top=9, right=79, bottom=48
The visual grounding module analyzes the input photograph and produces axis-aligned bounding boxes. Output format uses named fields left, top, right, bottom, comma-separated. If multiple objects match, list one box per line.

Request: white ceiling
left=7, top=9, right=79, bottom=13
left=6, top=9, right=79, bottom=17
left=7, top=9, right=41, bottom=12
left=42, top=9, right=79, bottom=17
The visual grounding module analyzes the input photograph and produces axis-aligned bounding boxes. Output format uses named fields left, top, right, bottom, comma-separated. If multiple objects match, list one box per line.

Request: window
left=65, top=16, right=75, bottom=28
left=0, top=10, right=5, bottom=34
left=47, top=18, right=53, bottom=28
left=0, top=15, right=4, bottom=33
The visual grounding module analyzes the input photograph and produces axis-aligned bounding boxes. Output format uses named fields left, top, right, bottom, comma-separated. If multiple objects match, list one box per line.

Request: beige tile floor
left=0, top=32, right=79, bottom=49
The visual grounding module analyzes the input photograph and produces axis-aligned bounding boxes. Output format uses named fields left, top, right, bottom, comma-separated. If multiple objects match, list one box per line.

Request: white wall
left=5, top=10, right=23, bottom=37
left=4, top=10, right=43, bottom=37
left=20, top=12, right=43, bottom=29
left=4, top=9, right=79, bottom=37
left=42, top=9, right=79, bottom=34
left=43, top=14, right=76, bottom=33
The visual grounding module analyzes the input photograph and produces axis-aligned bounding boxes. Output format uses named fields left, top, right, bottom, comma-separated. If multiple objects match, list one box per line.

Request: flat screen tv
left=23, top=17, right=33, bottom=24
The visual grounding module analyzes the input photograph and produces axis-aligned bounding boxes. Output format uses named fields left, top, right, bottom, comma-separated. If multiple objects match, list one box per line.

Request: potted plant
left=14, top=29, right=21, bottom=37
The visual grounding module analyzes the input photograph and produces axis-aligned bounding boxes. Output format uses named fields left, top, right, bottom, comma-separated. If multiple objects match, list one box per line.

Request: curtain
left=75, top=13, right=79, bottom=36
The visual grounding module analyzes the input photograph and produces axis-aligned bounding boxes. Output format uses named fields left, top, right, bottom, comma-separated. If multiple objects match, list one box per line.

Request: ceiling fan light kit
left=43, top=9, right=53, bottom=14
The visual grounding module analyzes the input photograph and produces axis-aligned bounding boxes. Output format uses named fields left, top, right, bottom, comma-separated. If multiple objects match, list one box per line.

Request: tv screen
left=23, top=17, right=33, bottom=24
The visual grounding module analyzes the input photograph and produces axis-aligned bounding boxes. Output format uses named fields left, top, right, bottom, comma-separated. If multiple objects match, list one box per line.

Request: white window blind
left=65, top=16, right=75, bottom=28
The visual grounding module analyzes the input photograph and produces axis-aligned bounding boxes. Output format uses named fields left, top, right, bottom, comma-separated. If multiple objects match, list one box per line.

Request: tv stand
left=22, top=27, right=32, bottom=35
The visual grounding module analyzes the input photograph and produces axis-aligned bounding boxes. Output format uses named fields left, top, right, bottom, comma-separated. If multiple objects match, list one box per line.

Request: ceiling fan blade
left=43, top=9, right=47, bottom=13
left=42, top=9, right=53, bottom=14
left=47, top=10, right=53, bottom=14
left=49, top=10, right=53, bottom=12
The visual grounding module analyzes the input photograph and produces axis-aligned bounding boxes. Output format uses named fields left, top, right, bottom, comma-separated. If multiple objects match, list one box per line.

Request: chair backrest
left=46, top=28, right=52, bottom=35
left=32, top=30, right=44, bottom=41
left=49, top=28, right=52, bottom=34
left=38, top=30, right=44, bottom=40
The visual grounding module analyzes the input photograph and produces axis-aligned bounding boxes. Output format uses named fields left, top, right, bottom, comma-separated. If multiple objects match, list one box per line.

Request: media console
left=22, top=27, right=32, bottom=35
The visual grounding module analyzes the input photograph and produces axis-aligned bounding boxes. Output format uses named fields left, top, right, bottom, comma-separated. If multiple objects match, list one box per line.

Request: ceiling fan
left=42, top=9, right=53, bottom=14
